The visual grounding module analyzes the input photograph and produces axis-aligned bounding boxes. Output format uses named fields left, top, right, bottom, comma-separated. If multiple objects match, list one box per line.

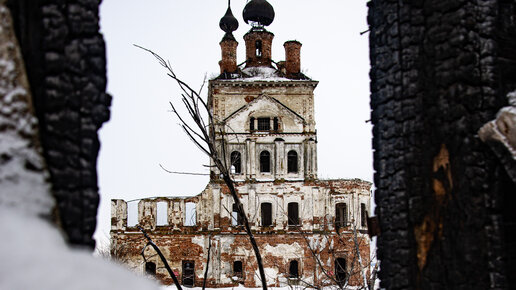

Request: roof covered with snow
left=214, top=65, right=312, bottom=82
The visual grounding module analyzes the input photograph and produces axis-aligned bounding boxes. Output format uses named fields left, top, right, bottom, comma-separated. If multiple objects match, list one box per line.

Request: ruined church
left=111, top=1, right=371, bottom=287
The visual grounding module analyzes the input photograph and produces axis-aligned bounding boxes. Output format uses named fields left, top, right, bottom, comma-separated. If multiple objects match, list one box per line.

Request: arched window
left=361, top=203, right=367, bottom=227
left=230, top=151, right=241, bottom=174
left=145, top=262, right=156, bottom=276
left=287, top=150, right=298, bottom=173
left=232, top=203, right=244, bottom=226
left=261, top=202, right=272, bottom=226
left=255, top=40, right=262, bottom=57
left=288, top=202, right=299, bottom=226
left=289, top=260, right=299, bottom=278
left=335, top=258, right=347, bottom=286
left=260, top=151, right=271, bottom=173
left=335, top=203, right=347, bottom=230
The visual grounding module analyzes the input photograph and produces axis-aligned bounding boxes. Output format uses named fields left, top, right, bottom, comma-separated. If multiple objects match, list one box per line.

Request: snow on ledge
left=232, top=67, right=292, bottom=82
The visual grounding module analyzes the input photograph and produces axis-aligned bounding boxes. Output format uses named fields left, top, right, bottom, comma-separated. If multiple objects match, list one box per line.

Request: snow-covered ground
left=0, top=4, right=159, bottom=289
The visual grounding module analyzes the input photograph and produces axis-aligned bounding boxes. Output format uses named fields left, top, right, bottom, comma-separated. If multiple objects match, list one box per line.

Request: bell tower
left=242, top=0, right=275, bottom=68
left=211, top=0, right=318, bottom=181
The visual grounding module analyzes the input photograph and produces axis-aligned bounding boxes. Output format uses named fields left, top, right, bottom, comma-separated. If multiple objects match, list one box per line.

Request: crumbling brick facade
left=111, top=1, right=372, bottom=287
left=111, top=180, right=371, bottom=287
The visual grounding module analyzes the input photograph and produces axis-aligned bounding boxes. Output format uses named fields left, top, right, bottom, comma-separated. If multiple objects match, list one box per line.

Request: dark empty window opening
left=288, top=202, right=299, bottom=226
left=287, top=150, right=298, bottom=173
left=182, top=261, right=195, bottom=287
left=335, top=258, right=347, bottom=286
left=255, top=40, right=262, bottom=57
left=289, top=260, right=299, bottom=278
left=335, top=203, right=347, bottom=231
left=361, top=203, right=367, bottom=227
left=230, top=151, right=241, bottom=174
left=257, top=117, right=270, bottom=130
left=273, top=117, right=279, bottom=130
left=260, top=151, right=271, bottom=173
left=261, top=202, right=272, bottom=226
left=145, top=262, right=156, bottom=276
left=232, top=203, right=244, bottom=226
left=233, top=261, right=243, bottom=277
left=250, top=117, right=255, bottom=131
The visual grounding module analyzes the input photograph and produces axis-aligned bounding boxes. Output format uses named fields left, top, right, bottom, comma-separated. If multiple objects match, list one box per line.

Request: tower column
left=275, top=138, right=285, bottom=179
left=311, top=139, right=318, bottom=178
left=244, top=30, right=274, bottom=68
left=246, top=138, right=256, bottom=179
left=248, top=186, right=256, bottom=227
left=284, top=40, right=302, bottom=77
left=218, top=0, right=239, bottom=74
left=219, top=39, right=238, bottom=73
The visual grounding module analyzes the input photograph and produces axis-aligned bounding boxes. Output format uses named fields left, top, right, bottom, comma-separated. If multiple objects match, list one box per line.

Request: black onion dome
left=243, top=0, right=275, bottom=26
left=219, top=5, right=239, bottom=33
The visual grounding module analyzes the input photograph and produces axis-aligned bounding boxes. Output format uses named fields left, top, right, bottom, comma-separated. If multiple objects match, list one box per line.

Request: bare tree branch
left=159, top=163, right=210, bottom=176
left=137, top=225, right=182, bottom=290
left=202, top=234, right=212, bottom=290
left=137, top=45, right=268, bottom=290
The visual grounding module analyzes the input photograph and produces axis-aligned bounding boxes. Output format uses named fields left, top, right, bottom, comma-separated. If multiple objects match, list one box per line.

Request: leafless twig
left=137, top=225, right=182, bottom=290
left=136, top=44, right=268, bottom=290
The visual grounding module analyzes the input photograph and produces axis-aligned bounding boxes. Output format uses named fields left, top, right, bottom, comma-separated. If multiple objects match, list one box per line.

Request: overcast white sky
left=95, top=1, right=372, bottom=245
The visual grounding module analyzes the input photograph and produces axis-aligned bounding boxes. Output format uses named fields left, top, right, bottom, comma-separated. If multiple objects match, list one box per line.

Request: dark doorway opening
left=335, top=258, right=346, bottom=286
left=145, top=261, right=156, bottom=276
left=289, top=260, right=299, bottom=278
left=182, top=260, right=195, bottom=287
left=233, top=260, right=243, bottom=277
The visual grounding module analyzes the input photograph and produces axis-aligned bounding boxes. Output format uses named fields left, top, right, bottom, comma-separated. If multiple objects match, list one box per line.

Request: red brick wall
left=219, top=39, right=238, bottom=73
left=111, top=231, right=370, bottom=288
left=284, top=41, right=302, bottom=76
left=243, top=30, right=274, bottom=68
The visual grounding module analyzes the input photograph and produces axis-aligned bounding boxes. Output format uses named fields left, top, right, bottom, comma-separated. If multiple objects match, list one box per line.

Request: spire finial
left=219, top=0, right=239, bottom=40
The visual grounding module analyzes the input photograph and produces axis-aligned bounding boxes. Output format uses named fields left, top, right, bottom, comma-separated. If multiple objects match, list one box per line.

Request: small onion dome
left=243, top=0, right=275, bottom=27
left=219, top=4, right=239, bottom=34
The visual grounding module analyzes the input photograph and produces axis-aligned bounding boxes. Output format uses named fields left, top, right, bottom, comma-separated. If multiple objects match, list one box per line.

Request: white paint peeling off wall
left=262, top=267, right=279, bottom=286
left=191, top=235, right=206, bottom=249
left=308, top=235, right=328, bottom=250
left=263, top=242, right=303, bottom=259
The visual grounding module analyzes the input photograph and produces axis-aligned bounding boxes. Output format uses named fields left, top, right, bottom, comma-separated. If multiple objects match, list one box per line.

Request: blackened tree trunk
left=368, top=0, right=516, bottom=289
left=7, top=0, right=111, bottom=248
